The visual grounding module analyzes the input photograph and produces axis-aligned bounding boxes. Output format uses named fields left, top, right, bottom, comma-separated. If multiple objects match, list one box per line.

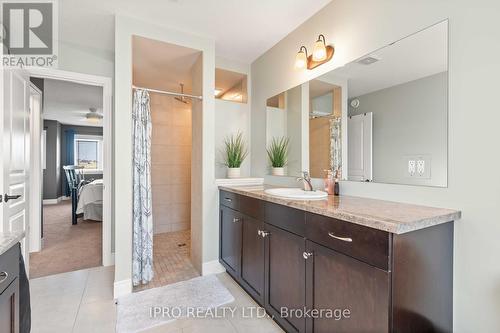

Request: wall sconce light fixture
left=295, top=34, right=334, bottom=70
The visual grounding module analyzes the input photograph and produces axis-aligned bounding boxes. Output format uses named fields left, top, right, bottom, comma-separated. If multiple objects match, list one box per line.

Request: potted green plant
left=267, top=136, right=290, bottom=176
left=223, top=132, right=248, bottom=178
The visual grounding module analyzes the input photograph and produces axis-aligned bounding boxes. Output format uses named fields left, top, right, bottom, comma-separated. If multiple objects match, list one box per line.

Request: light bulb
left=312, top=38, right=327, bottom=61
left=295, top=49, right=307, bottom=69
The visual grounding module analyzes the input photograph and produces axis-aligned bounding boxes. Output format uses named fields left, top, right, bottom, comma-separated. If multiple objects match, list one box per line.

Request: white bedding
left=77, top=179, right=103, bottom=221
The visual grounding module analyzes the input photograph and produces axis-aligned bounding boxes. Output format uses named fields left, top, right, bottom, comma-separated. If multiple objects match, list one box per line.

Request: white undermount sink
left=264, top=188, right=328, bottom=200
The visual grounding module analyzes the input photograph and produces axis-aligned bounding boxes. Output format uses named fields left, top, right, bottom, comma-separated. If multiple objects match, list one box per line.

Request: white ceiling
left=319, top=21, right=447, bottom=97
left=132, top=36, right=201, bottom=93
left=43, top=79, right=103, bottom=127
left=59, top=0, right=332, bottom=63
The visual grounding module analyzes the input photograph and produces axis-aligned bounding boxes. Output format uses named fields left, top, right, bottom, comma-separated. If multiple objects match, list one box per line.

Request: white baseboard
left=61, top=196, right=71, bottom=201
left=43, top=196, right=64, bottom=205
left=202, top=260, right=226, bottom=276
left=114, top=279, right=132, bottom=299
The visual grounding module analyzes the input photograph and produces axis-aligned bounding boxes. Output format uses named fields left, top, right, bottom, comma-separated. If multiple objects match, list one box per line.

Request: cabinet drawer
left=265, top=202, right=305, bottom=237
left=306, top=213, right=390, bottom=270
left=239, top=195, right=264, bottom=221
left=220, top=190, right=239, bottom=210
left=0, top=245, right=19, bottom=295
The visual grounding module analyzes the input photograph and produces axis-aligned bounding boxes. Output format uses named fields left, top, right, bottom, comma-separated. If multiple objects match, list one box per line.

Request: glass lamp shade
left=312, top=39, right=327, bottom=61
left=295, top=50, right=308, bottom=69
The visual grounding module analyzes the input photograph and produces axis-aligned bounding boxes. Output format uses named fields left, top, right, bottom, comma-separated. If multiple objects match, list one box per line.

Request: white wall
left=250, top=0, right=500, bottom=331
left=59, top=41, right=114, bottom=79
left=214, top=57, right=252, bottom=179
left=114, top=15, right=216, bottom=296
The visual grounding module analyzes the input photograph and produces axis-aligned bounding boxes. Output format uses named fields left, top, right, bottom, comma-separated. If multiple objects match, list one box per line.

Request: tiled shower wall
left=151, top=93, right=191, bottom=234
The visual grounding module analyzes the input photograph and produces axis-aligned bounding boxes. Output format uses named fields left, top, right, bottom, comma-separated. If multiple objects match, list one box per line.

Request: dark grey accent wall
left=60, top=125, right=104, bottom=195
left=30, top=77, right=44, bottom=97
left=43, top=120, right=62, bottom=199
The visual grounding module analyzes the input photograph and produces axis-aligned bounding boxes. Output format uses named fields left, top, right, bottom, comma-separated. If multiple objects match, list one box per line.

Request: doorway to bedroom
left=28, top=76, right=109, bottom=278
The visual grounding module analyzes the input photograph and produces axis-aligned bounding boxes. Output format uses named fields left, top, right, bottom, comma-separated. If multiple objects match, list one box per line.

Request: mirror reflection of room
left=266, top=20, right=448, bottom=187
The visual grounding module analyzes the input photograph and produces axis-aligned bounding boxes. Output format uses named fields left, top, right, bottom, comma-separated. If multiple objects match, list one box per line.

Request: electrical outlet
left=408, top=160, right=416, bottom=176
left=417, top=159, right=425, bottom=175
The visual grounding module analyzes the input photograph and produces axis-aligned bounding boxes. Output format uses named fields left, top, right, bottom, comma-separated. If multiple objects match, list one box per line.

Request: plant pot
left=227, top=167, right=241, bottom=179
left=271, top=167, right=285, bottom=176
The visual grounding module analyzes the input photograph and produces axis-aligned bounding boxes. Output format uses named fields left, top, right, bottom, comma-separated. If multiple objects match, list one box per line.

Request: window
left=74, top=135, right=103, bottom=171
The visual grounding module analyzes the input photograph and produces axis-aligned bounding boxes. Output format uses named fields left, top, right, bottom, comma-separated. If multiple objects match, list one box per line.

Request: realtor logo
left=2, top=2, right=52, bottom=54
left=1, top=1, right=57, bottom=67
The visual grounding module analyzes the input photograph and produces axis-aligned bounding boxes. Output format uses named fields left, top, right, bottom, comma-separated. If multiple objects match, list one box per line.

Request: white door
left=348, top=113, right=373, bottom=181
left=1, top=69, right=31, bottom=269
left=29, top=84, right=43, bottom=253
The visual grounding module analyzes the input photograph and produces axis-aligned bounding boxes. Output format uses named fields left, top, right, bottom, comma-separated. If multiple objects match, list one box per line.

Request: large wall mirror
left=266, top=20, right=448, bottom=187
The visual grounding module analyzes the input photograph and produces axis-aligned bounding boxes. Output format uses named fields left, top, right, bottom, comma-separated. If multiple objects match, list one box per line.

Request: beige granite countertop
left=219, top=185, right=461, bottom=234
left=0, top=230, right=25, bottom=256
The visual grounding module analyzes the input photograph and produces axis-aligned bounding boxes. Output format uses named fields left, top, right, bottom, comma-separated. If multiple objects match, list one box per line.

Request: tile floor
left=30, top=266, right=284, bottom=333
left=30, top=201, right=102, bottom=278
left=134, top=230, right=199, bottom=292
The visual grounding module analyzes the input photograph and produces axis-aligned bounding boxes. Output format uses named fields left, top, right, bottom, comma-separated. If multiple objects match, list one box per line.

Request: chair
left=63, top=165, right=86, bottom=224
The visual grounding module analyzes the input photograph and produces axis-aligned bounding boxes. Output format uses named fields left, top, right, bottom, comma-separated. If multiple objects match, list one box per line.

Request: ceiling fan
left=86, top=107, right=103, bottom=124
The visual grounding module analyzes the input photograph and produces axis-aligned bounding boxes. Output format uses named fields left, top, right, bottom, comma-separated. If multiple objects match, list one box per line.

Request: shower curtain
left=132, top=89, right=154, bottom=286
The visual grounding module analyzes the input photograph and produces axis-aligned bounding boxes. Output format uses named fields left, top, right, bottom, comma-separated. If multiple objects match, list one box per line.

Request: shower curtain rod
left=132, top=85, right=203, bottom=100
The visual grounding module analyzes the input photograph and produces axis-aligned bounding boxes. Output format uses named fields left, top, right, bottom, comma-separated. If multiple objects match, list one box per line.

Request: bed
left=76, top=179, right=103, bottom=221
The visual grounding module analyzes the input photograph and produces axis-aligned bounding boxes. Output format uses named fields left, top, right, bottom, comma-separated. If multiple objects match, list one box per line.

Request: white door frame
left=29, top=83, right=43, bottom=253
left=26, top=67, right=114, bottom=266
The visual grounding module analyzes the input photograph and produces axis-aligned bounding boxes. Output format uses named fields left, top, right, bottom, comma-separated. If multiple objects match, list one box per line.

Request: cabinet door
left=265, top=223, right=306, bottom=333
left=305, top=240, right=390, bottom=333
left=0, top=278, right=19, bottom=333
left=240, top=215, right=265, bottom=304
left=219, top=206, right=242, bottom=277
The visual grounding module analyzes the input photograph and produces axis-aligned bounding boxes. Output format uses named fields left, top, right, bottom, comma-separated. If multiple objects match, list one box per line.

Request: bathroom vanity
left=0, top=231, right=25, bottom=333
left=218, top=186, right=460, bottom=333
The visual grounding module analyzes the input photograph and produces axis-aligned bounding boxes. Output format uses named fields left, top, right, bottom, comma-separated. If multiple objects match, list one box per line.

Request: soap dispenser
left=334, top=169, right=340, bottom=196
left=324, top=170, right=334, bottom=195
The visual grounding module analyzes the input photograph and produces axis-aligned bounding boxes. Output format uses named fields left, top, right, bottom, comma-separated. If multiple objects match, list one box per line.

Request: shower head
left=174, top=83, right=189, bottom=104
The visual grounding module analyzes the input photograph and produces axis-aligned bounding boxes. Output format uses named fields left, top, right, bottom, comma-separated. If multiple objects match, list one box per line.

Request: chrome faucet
left=297, top=171, right=314, bottom=191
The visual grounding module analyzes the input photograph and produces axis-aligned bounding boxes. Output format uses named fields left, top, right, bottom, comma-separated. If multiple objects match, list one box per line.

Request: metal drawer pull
left=328, top=232, right=353, bottom=242
left=225, top=198, right=232, bottom=202
left=257, top=230, right=262, bottom=236
left=260, top=231, right=270, bottom=238
left=232, top=218, right=240, bottom=223
left=0, top=272, right=8, bottom=284
left=303, top=252, right=313, bottom=259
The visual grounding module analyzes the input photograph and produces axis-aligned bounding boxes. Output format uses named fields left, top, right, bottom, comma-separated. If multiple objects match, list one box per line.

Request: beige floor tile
left=82, top=281, right=114, bottom=304
left=72, top=299, right=116, bottom=333
left=182, top=318, right=238, bottom=333
left=134, top=230, right=199, bottom=292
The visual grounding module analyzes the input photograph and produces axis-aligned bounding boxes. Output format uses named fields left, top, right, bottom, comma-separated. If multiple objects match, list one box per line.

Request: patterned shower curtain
left=132, top=89, right=154, bottom=286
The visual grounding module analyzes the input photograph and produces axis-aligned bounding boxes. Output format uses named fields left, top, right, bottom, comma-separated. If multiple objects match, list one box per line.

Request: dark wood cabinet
left=265, top=223, right=306, bottom=333
left=240, top=214, right=265, bottom=304
left=219, top=189, right=454, bottom=333
left=219, top=205, right=242, bottom=277
left=305, top=240, right=390, bottom=333
left=0, top=245, right=20, bottom=333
